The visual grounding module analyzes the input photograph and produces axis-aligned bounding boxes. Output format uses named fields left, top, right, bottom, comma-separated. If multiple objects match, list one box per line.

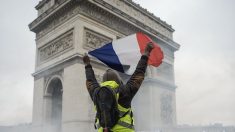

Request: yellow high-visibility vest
left=95, top=81, right=135, bottom=132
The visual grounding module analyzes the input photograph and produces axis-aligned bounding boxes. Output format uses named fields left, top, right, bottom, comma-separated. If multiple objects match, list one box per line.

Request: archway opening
left=47, top=78, right=63, bottom=131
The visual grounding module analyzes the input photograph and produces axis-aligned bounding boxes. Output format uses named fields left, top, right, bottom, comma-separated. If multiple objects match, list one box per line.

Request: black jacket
left=85, top=55, right=149, bottom=108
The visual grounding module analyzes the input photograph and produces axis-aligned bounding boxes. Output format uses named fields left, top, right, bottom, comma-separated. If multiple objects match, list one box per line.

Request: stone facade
left=29, top=0, right=180, bottom=132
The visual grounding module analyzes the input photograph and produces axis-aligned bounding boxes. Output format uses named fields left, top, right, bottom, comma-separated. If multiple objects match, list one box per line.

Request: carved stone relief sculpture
left=84, top=28, right=112, bottom=50
left=39, top=29, right=74, bottom=63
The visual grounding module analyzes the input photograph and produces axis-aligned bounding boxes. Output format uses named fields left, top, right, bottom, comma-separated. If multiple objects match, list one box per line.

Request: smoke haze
left=0, top=0, right=234, bottom=129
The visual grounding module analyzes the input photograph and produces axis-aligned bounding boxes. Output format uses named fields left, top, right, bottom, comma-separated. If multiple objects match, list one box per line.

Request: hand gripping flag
left=88, top=32, right=164, bottom=75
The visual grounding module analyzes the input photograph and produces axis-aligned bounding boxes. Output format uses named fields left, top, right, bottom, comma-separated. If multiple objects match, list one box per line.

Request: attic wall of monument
left=37, top=0, right=68, bottom=16
left=35, top=2, right=133, bottom=40
left=35, top=0, right=173, bottom=39
left=37, top=0, right=54, bottom=16
left=101, top=0, right=173, bottom=39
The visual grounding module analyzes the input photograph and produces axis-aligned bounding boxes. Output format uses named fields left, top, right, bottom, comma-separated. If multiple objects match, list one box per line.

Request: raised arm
left=119, top=43, right=154, bottom=107
left=83, top=53, right=100, bottom=99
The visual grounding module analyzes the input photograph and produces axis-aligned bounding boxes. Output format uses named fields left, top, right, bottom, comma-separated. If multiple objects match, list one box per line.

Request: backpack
left=93, top=86, right=120, bottom=130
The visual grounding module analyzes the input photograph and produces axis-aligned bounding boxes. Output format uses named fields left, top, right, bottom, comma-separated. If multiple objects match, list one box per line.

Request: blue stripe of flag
left=88, top=43, right=124, bottom=73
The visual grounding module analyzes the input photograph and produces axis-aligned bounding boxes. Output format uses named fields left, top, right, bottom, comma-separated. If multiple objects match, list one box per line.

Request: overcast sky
left=0, top=0, right=234, bottom=126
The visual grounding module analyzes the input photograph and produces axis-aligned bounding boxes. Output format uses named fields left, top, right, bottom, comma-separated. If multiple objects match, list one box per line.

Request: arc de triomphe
left=29, top=0, right=180, bottom=132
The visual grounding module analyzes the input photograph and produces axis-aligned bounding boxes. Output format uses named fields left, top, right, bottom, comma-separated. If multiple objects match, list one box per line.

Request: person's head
left=102, top=69, right=122, bottom=85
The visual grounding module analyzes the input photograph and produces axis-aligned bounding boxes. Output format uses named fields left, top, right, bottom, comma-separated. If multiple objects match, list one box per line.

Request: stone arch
left=45, top=75, right=63, bottom=96
left=44, top=76, right=63, bottom=132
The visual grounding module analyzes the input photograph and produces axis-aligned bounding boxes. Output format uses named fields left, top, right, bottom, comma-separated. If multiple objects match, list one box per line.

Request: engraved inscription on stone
left=84, top=28, right=112, bottom=49
left=39, top=30, right=74, bottom=62
left=161, top=94, right=173, bottom=125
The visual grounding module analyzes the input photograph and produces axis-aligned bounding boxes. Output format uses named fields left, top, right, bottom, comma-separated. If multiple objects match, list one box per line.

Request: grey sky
left=0, top=0, right=234, bottom=126
left=0, top=1, right=37, bottom=125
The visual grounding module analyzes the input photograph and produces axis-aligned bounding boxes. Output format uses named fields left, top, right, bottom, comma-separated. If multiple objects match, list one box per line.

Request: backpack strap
left=93, top=88, right=100, bottom=130
left=117, top=120, right=134, bottom=129
left=119, top=109, right=130, bottom=117
left=116, top=104, right=134, bottom=129
left=93, top=86, right=119, bottom=129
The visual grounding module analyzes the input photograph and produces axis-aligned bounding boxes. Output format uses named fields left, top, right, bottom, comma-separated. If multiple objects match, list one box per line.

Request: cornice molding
left=101, top=0, right=174, bottom=32
left=33, top=52, right=177, bottom=91
left=29, top=0, right=75, bottom=32
left=32, top=53, right=107, bottom=80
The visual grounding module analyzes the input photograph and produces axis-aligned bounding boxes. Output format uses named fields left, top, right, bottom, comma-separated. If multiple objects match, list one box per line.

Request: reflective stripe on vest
left=96, top=81, right=135, bottom=131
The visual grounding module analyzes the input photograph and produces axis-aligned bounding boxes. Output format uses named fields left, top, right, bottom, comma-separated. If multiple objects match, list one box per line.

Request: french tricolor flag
left=88, top=32, right=163, bottom=75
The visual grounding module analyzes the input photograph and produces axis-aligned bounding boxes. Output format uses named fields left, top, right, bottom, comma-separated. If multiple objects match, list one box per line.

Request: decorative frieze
left=161, top=93, right=173, bottom=125
left=39, top=29, right=74, bottom=62
left=84, top=28, right=112, bottom=49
